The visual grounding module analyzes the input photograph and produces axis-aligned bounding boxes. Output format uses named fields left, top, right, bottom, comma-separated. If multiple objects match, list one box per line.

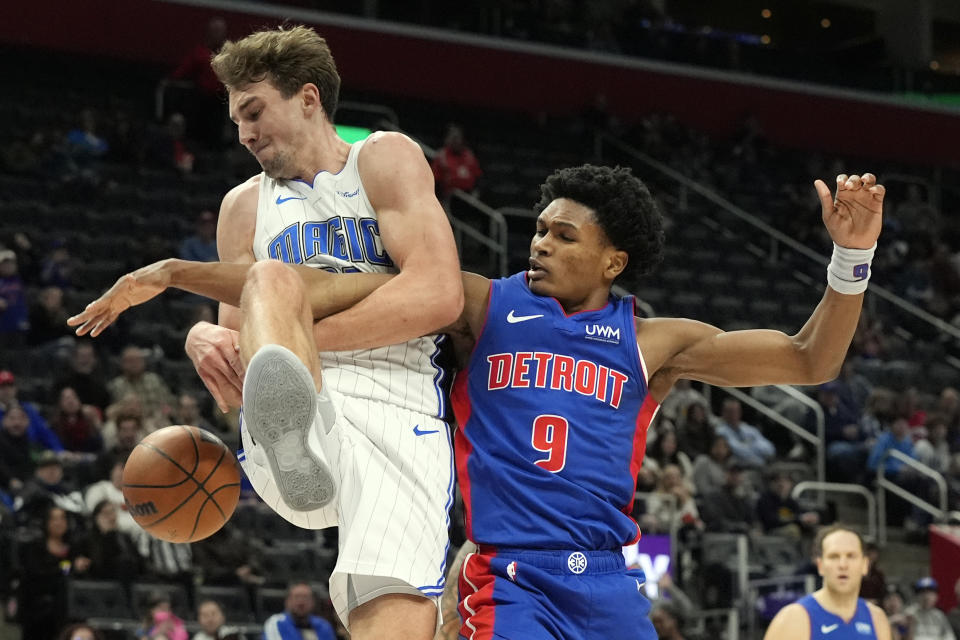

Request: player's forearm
left=791, top=286, right=864, bottom=382
left=313, top=269, right=464, bottom=351
left=163, top=259, right=251, bottom=307
left=289, top=265, right=394, bottom=321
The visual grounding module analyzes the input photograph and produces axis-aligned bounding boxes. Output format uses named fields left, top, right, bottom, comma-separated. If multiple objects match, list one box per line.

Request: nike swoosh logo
left=276, top=195, right=308, bottom=204
left=821, top=624, right=839, bottom=634
left=507, top=310, right=544, bottom=324
left=413, top=424, right=440, bottom=436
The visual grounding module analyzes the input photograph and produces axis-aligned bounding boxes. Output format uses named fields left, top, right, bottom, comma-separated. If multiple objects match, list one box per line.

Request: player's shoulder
left=220, top=174, right=261, bottom=213
left=358, top=131, right=427, bottom=169
left=865, top=600, right=889, bottom=625
left=763, top=603, right=810, bottom=640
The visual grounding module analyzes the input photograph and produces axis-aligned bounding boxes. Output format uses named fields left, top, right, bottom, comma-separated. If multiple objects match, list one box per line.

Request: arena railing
left=595, top=132, right=960, bottom=353
left=792, top=481, right=877, bottom=542
left=378, top=120, right=509, bottom=277
left=875, top=448, right=948, bottom=545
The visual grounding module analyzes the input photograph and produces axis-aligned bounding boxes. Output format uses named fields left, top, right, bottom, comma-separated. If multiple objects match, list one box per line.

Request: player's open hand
left=815, top=173, right=885, bottom=250
left=67, top=260, right=172, bottom=337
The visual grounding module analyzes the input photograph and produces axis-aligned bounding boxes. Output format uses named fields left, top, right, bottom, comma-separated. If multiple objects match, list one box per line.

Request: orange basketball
left=122, top=425, right=241, bottom=543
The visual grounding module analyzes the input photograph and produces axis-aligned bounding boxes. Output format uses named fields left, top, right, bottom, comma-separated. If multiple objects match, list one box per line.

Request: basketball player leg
left=237, top=260, right=336, bottom=511
left=349, top=591, right=437, bottom=640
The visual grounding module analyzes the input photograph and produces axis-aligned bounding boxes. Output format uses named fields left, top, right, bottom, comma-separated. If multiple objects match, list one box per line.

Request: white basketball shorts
left=238, top=383, right=453, bottom=626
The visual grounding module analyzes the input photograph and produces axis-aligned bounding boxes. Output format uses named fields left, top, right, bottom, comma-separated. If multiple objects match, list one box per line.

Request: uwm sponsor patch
left=585, top=323, right=621, bottom=344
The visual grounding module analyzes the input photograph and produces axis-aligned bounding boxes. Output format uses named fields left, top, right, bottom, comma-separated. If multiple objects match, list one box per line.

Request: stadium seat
left=67, top=579, right=132, bottom=622
left=195, top=584, right=256, bottom=623
left=131, top=582, right=191, bottom=620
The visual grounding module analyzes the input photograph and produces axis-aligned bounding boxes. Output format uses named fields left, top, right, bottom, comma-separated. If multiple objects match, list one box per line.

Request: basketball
left=122, top=425, right=241, bottom=543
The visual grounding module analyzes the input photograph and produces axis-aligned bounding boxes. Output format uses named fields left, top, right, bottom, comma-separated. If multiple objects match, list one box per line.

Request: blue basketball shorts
left=457, top=546, right=657, bottom=640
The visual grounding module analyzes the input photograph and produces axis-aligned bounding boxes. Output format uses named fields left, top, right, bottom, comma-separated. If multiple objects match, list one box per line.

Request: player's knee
left=245, top=260, right=305, bottom=301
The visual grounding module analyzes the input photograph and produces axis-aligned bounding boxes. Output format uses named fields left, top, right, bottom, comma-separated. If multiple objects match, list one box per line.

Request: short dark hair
left=533, top=165, right=665, bottom=289
left=814, top=524, right=864, bottom=557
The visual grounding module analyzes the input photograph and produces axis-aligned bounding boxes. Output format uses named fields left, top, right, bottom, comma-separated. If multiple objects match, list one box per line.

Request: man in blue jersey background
left=764, top=525, right=891, bottom=640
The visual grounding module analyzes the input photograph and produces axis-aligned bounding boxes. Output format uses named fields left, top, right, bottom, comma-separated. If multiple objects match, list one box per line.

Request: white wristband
left=827, top=242, right=876, bottom=295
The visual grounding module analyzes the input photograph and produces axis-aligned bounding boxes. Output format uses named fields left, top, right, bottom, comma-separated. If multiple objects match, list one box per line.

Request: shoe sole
left=242, top=344, right=336, bottom=511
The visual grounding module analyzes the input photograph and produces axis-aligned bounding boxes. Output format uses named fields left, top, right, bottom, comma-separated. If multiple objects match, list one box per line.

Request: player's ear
left=604, top=248, right=628, bottom=281
left=300, top=83, right=322, bottom=116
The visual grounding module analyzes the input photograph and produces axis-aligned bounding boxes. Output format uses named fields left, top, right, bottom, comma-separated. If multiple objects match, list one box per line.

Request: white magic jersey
left=253, top=136, right=451, bottom=419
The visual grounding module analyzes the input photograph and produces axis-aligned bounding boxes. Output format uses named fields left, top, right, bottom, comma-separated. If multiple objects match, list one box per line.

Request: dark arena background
left=2, top=1, right=960, bottom=639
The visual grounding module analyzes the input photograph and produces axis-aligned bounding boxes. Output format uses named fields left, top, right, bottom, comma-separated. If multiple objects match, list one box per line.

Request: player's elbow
left=424, top=275, right=464, bottom=328
left=792, top=340, right=843, bottom=385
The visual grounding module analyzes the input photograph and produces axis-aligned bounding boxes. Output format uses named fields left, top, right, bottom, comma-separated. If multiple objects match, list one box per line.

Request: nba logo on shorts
left=567, top=552, right=588, bottom=574
left=507, top=561, right=517, bottom=581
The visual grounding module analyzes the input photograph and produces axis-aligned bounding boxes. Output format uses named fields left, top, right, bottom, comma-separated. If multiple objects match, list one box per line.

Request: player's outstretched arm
left=762, top=603, right=809, bottom=640
left=68, top=258, right=396, bottom=337
left=645, top=173, right=884, bottom=389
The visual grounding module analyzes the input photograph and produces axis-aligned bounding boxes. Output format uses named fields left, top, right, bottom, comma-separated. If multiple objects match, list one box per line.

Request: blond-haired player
left=179, top=25, right=462, bottom=640
left=764, top=525, right=891, bottom=640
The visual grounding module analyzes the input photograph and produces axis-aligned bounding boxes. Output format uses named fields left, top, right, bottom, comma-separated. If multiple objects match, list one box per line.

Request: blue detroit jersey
left=798, top=595, right=877, bottom=640
left=451, top=272, right=658, bottom=550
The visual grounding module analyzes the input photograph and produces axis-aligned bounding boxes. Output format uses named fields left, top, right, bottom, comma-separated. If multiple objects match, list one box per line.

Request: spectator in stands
left=906, top=577, right=955, bottom=640
left=859, top=542, right=887, bottom=604
left=100, top=393, right=154, bottom=448
left=898, top=387, right=928, bottom=432
left=39, top=239, right=75, bottom=290
left=649, top=602, right=687, bottom=640
left=935, top=388, right=960, bottom=444
left=74, top=499, right=141, bottom=581
left=16, top=451, right=86, bottom=523
left=884, top=585, right=916, bottom=640
left=174, top=392, right=215, bottom=432
left=948, top=578, right=960, bottom=638
left=662, top=376, right=708, bottom=424
left=180, top=210, right=219, bottom=263
left=29, top=286, right=73, bottom=347
left=715, top=398, right=776, bottom=469
left=915, top=414, right=952, bottom=474
left=0, top=405, right=37, bottom=493
left=646, top=429, right=694, bottom=481
left=137, top=592, right=188, bottom=640
left=66, top=110, right=109, bottom=160
left=0, top=370, right=64, bottom=452
left=95, top=413, right=141, bottom=480
left=641, top=463, right=701, bottom=534
left=169, top=16, right=228, bottom=146
left=430, top=124, right=482, bottom=211
left=56, top=623, right=105, bottom=640
left=692, top=434, right=732, bottom=496
left=755, top=470, right=819, bottom=539
left=48, top=386, right=103, bottom=454
left=17, top=505, right=90, bottom=640
left=263, top=581, right=336, bottom=640
left=860, top=387, right=896, bottom=442
left=84, top=459, right=139, bottom=535
left=698, top=460, right=758, bottom=535
left=820, top=380, right=872, bottom=483
left=192, top=599, right=245, bottom=640
left=867, top=417, right=916, bottom=479
left=676, top=399, right=715, bottom=459
left=136, top=532, right=193, bottom=593
left=192, top=521, right=263, bottom=588
left=0, top=248, right=29, bottom=348
left=108, top=346, right=174, bottom=422
left=52, top=340, right=112, bottom=413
